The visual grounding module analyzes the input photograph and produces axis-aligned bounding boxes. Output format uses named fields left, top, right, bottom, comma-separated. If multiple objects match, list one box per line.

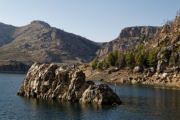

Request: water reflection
left=20, top=97, right=108, bottom=120
left=20, top=85, right=180, bottom=120
left=1, top=73, right=180, bottom=120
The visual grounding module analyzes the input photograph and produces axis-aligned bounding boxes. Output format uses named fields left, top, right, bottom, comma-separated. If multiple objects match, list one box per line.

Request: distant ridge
left=0, top=20, right=159, bottom=72
left=0, top=20, right=100, bottom=65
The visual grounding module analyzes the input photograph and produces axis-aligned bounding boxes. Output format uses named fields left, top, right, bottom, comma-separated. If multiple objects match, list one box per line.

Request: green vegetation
left=169, top=52, right=176, bottom=66
left=91, top=41, right=179, bottom=70
left=147, top=48, right=159, bottom=67
left=125, top=48, right=135, bottom=68
left=91, top=42, right=164, bottom=70
left=106, top=51, right=116, bottom=66
left=91, top=57, right=98, bottom=70
left=134, top=43, right=146, bottom=66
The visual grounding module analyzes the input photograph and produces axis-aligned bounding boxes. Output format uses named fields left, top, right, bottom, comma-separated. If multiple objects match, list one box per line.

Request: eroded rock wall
left=17, top=63, right=121, bottom=105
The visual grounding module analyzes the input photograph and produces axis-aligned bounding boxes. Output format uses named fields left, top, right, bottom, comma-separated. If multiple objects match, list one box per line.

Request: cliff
left=97, top=26, right=159, bottom=57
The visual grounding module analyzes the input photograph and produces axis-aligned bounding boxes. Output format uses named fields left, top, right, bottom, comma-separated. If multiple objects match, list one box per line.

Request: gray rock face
left=156, top=45, right=177, bottom=73
left=17, top=63, right=121, bottom=105
left=97, top=26, right=159, bottom=57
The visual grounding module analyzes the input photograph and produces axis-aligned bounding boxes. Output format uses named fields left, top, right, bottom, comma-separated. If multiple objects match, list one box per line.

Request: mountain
left=0, top=20, right=160, bottom=72
left=0, top=23, right=16, bottom=47
left=96, top=26, right=159, bottom=57
left=0, top=21, right=99, bottom=66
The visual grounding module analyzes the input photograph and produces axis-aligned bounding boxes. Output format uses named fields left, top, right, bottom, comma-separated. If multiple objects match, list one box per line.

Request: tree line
left=92, top=42, right=178, bottom=70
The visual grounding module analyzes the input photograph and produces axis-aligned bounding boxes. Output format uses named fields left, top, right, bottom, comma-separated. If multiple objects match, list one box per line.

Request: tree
left=135, top=50, right=145, bottom=66
left=116, top=51, right=125, bottom=68
left=147, top=48, right=159, bottom=67
left=136, top=42, right=144, bottom=51
left=125, top=48, right=135, bottom=68
left=91, top=57, right=98, bottom=70
left=135, top=43, right=146, bottom=66
left=106, top=51, right=116, bottom=66
left=102, top=58, right=109, bottom=68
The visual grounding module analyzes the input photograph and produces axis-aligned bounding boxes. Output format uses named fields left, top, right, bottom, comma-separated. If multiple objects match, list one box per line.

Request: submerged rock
left=17, top=63, right=121, bottom=105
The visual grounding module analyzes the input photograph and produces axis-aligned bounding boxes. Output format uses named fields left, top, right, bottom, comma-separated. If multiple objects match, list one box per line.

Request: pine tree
left=91, top=57, right=98, bottom=70
left=125, top=48, right=135, bottom=68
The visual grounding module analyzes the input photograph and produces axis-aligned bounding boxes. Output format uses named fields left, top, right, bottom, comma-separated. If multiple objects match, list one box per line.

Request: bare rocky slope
left=0, top=21, right=100, bottom=72
left=97, top=26, right=159, bottom=57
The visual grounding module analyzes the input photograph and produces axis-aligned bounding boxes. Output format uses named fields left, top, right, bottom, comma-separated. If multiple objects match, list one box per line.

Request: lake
left=0, top=73, right=180, bottom=120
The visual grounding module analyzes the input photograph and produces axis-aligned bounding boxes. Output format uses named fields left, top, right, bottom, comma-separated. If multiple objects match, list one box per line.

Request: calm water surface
left=0, top=73, right=180, bottom=120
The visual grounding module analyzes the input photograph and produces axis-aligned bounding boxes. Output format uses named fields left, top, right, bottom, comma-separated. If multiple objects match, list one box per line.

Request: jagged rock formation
left=17, top=63, right=121, bottom=105
left=97, top=26, right=159, bottom=57
left=0, top=20, right=99, bottom=66
left=145, top=16, right=180, bottom=73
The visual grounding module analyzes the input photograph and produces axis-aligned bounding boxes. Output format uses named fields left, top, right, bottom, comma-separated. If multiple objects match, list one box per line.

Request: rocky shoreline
left=17, top=63, right=121, bottom=105
left=82, top=66, right=180, bottom=90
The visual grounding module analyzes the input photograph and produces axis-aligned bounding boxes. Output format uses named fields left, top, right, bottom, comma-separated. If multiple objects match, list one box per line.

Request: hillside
left=97, top=26, right=159, bottom=57
left=84, top=15, right=180, bottom=89
left=0, top=21, right=100, bottom=69
left=0, top=23, right=16, bottom=47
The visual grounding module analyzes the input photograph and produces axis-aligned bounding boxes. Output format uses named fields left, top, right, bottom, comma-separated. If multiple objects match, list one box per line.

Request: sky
left=0, top=0, right=179, bottom=42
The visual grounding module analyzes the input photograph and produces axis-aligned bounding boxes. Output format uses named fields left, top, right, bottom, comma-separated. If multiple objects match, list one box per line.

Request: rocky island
left=17, top=63, right=121, bottom=105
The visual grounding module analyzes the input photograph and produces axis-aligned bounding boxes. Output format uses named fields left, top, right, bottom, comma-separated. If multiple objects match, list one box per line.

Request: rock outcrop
left=17, top=63, right=121, bottom=105
left=97, top=26, right=159, bottom=57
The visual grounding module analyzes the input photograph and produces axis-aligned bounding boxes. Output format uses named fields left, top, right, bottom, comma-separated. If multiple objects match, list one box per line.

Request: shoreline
left=82, top=67, right=180, bottom=91
left=92, top=80, right=180, bottom=91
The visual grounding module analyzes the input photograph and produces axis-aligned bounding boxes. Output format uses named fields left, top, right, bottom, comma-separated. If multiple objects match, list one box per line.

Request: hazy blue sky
left=0, top=0, right=179, bottom=42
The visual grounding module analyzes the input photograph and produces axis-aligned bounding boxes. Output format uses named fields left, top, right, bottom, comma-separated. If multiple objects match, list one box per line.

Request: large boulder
left=17, top=63, right=121, bottom=105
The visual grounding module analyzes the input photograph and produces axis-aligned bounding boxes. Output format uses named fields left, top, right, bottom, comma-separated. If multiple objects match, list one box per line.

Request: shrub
left=96, top=62, right=102, bottom=70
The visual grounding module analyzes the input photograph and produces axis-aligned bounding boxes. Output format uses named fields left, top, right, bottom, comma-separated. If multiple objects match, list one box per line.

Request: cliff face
left=17, top=63, right=121, bottom=105
left=97, top=26, right=159, bottom=57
